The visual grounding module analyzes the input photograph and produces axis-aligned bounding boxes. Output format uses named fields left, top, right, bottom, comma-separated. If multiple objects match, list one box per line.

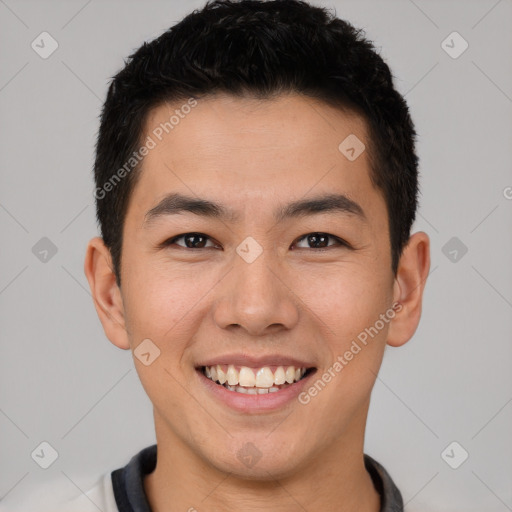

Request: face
left=89, top=93, right=421, bottom=480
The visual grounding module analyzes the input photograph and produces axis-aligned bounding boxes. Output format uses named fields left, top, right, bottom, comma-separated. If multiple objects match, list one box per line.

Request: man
left=72, top=0, right=429, bottom=510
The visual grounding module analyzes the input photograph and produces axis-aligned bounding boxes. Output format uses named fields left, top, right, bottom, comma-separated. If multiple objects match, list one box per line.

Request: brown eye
left=164, top=233, right=217, bottom=249
left=293, top=233, right=348, bottom=250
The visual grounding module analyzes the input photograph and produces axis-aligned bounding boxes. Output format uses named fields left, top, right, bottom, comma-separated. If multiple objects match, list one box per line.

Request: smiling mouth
left=199, top=364, right=316, bottom=394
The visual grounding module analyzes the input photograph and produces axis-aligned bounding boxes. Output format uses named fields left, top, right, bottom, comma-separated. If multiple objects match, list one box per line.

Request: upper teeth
left=204, top=365, right=307, bottom=388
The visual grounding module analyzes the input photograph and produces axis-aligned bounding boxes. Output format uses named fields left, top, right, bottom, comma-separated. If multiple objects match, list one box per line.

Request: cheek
left=298, top=263, right=392, bottom=342
left=297, top=263, right=393, bottom=407
left=121, top=256, right=202, bottom=351
left=120, top=265, right=201, bottom=413
left=292, top=267, right=392, bottom=445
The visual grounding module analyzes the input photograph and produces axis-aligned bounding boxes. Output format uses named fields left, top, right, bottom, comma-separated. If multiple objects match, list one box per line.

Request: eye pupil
left=309, top=233, right=329, bottom=248
left=185, top=233, right=207, bottom=248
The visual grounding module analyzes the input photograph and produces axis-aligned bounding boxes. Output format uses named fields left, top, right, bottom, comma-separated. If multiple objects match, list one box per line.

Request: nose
left=212, top=248, right=300, bottom=337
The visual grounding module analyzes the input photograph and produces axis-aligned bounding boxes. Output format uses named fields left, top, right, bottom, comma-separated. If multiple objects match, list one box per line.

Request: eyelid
left=161, top=233, right=219, bottom=249
left=161, top=232, right=351, bottom=250
left=293, top=233, right=350, bottom=250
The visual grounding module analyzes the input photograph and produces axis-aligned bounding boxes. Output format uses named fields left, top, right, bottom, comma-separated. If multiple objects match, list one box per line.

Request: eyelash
left=161, top=232, right=351, bottom=251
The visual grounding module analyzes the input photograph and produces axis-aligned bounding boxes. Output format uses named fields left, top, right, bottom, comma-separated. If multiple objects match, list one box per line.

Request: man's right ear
left=84, top=237, right=131, bottom=350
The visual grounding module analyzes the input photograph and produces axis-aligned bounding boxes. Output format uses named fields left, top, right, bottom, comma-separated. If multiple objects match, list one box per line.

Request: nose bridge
left=213, top=240, right=299, bottom=335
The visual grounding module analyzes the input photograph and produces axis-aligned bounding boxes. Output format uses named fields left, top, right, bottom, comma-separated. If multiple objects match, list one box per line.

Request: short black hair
left=93, top=0, right=419, bottom=286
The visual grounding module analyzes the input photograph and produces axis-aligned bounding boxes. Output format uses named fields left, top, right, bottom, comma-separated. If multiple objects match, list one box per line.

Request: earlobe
left=84, top=237, right=131, bottom=350
left=386, top=231, right=431, bottom=348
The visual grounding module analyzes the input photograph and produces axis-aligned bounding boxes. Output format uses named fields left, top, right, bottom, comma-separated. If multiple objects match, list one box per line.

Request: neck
left=144, top=409, right=381, bottom=512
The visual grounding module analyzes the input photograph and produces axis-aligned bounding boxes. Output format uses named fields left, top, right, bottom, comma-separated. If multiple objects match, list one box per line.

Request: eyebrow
left=143, top=192, right=367, bottom=227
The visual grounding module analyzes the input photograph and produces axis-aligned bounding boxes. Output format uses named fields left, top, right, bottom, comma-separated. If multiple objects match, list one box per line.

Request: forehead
left=127, top=93, right=386, bottom=229
left=144, top=93, right=368, bottom=160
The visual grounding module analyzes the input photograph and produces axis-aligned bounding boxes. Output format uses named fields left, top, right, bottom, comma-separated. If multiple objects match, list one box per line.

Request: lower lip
left=196, top=368, right=316, bottom=413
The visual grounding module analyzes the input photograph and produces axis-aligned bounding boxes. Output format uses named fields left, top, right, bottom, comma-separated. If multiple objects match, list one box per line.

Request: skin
left=85, top=93, right=430, bottom=512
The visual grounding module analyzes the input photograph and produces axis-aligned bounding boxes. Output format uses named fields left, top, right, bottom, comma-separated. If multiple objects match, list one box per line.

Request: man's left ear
left=387, top=231, right=430, bottom=347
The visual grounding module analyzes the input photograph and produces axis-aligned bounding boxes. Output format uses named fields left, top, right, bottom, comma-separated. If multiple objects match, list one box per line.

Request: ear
left=84, top=237, right=131, bottom=350
left=386, top=231, right=430, bottom=347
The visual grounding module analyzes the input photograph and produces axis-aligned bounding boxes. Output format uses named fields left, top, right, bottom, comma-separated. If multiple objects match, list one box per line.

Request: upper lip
left=196, top=353, right=315, bottom=369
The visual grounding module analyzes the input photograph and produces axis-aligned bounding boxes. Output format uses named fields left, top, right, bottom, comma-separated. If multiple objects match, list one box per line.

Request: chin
left=209, top=439, right=308, bottom=481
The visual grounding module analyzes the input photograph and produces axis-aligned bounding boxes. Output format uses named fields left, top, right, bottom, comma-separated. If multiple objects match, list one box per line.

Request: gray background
left=1, top=0, right=511, bottom=510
